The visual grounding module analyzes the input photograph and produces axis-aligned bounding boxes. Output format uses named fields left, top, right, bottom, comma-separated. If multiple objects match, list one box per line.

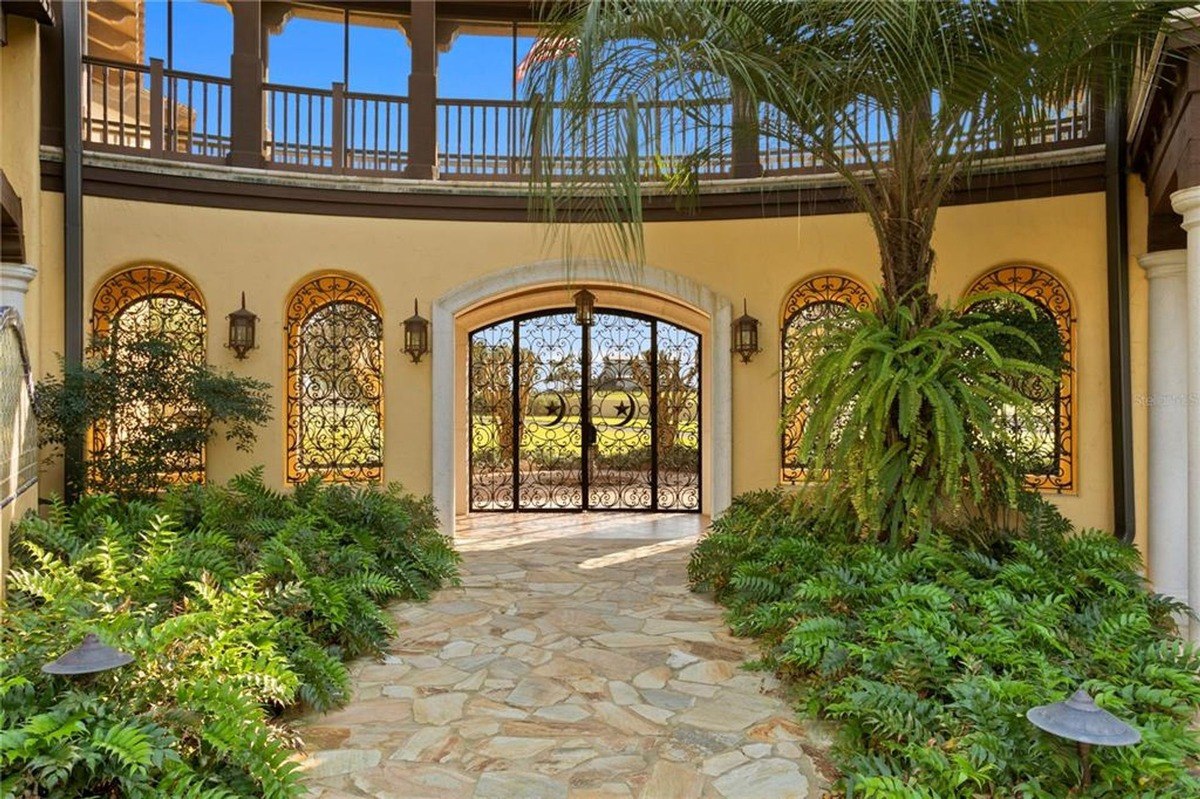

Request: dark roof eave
left=2, top=0, right=55, bottom=26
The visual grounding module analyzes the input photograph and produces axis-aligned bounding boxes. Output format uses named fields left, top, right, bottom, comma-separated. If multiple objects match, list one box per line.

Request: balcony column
left=1171, top=185, right=1200, bottom=638
left=1137, top=250, right=1189, bottom=607
left=406, top=0, right=438, bottom=179
left=229, top=0, right=265, bottom=169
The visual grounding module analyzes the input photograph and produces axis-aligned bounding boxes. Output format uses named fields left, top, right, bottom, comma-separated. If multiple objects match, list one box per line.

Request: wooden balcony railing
left=80, top=56, right=1103, bottom=184
left=84, top=56, right=232, bottom=162
left=264, top=83, right=335, bottom=170
left=438, top=97, right=529, bottom=178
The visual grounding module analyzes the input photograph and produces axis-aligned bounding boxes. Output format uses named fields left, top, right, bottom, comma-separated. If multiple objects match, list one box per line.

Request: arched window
left=780, top=273, right=872, bottom=483
left=286, top=273, right=383, bottom=483
left=967, top=265, right=1075, bottom=492
left=90, top=266, right=207, bottom=484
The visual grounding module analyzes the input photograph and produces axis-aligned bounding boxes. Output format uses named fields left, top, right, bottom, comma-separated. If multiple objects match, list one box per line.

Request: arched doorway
left=468, top=308, right=701, bottom=512
left=434, top=261, right=733, bottom=537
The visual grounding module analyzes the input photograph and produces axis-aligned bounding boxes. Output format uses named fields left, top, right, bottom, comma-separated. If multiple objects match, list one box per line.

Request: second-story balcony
left=75, top=0, right=1103, bottom=190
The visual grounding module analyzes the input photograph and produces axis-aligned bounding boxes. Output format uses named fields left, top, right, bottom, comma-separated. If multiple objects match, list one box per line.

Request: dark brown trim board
left=61, top=0, right=84, bottom=500
left=1131, top=49, right=1200, bottom=216
left=40, top=159, right=1107, bottom=223
left=1, top=0, right=54, bottom=26
left=0, top=169, right=25, bottom=262
left=1106, top=95, right=1135, bottom=543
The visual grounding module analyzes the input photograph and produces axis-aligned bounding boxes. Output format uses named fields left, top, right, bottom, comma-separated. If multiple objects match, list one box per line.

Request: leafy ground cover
left=0, top=471, right=458, bottom=798
left=689, top=490, right=1200, bottom=798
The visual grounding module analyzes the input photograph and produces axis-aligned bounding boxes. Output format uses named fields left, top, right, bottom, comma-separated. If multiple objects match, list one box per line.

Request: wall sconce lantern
left=573, top=288, right=596, bottom=327
left=42, top=632, right=134, bottom=676
left=226, top=292, right=258, bottom=360
left=1027, top=688, right=1141, bottom=789
left=732, top=299, right=761, bottom=363
left=404, top=299, right=431, bottom=363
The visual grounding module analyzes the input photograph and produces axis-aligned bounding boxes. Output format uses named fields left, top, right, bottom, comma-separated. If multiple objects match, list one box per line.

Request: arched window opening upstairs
left=780, top=273, right=872, bottom=484
left=90, top=266, right=208, bottom=485
left=967, top=265, right=1075, bottom=493
left=286, top=273, right=383, bottom=484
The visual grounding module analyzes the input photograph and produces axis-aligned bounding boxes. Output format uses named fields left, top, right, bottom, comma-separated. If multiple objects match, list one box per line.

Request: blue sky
left=141, top=0, right=535, bottom=99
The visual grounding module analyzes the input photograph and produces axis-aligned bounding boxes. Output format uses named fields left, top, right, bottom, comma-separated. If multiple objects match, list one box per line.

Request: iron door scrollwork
left=588, top=313, right=654, bottom=510
left=655, top=320, right=701, bottom=511
left=469, top=308, right=701, bottom=513
left=516, top=313, right=585, bottom=511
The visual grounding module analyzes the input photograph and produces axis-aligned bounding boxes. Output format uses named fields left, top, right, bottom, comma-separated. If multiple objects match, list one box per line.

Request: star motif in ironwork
left=615, top=401, right=630, bottom=417
left=545, top=400, right=561, bottom=416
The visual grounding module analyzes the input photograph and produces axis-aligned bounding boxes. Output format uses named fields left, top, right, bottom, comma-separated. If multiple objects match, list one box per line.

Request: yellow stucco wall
left=32, top=187, right=1124, bottom=534
left=1, top=16, right=44, bottom=596
left=1, top=17, right=44, bottom=370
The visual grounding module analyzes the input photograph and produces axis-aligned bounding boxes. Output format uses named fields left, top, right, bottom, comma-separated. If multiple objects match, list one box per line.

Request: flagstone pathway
left=297, top=513, right=831, bottom=798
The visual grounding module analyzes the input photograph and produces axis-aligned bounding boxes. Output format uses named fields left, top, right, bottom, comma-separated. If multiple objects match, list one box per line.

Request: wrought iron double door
left=470, top=309, right=701, bottom=512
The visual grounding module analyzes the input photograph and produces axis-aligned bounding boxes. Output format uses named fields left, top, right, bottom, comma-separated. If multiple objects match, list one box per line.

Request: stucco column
left=0, top=263, right=37, bottom=319
left=1171, top=186, right=1200, bottom=638
left=1138, top=250, right=1189, bottom=605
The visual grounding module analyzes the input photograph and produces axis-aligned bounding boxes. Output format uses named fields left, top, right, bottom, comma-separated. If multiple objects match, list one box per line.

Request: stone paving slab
left=297, top=518, right=828, bottom=798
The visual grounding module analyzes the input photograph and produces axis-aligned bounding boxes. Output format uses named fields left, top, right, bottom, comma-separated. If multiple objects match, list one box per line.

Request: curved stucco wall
left=34, top=187, right=1135, bottom=542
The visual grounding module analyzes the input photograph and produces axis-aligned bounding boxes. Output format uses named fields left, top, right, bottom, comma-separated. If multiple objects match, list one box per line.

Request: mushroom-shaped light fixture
left=1027, top=688, right=1141, bottom=788
left=42, top=633, right=134, bottom=676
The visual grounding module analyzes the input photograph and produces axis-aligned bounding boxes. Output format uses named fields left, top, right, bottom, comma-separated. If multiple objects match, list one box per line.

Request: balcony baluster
left=78, top=56, right=1102, bottom=185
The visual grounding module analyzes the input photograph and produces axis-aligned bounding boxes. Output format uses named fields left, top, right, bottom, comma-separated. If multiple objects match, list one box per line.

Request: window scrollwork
left=967, top=265, right=1075, bottom=492
left=90, top=266, right=207, bottom=486
left=286, top=273, right=384, bottom=483
left=780, top=274, right=872, bottom=484
left=0, top=308, right=37, bottom=506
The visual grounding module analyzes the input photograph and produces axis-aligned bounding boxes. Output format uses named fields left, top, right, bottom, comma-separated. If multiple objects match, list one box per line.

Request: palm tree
left=523, top=1, right=1188, bottom=541
left=525, top=0, right=1183, bottom=313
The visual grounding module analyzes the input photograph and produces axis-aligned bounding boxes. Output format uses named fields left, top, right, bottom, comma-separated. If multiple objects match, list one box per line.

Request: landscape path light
left=1027, top=688, right=1141, bottom=789
left=42, top=632, right=134, bottom=676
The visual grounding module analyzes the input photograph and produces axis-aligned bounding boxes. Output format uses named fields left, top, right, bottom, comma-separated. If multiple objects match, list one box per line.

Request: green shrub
left=1, top=472, right=458, bottom=798
left=35, top=334, right=272, bottom=499
left=690, top=492, right=1200, bottom=797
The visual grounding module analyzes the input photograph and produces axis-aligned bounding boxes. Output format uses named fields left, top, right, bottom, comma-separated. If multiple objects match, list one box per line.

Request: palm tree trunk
left=873, top=101, right=939, bottom=314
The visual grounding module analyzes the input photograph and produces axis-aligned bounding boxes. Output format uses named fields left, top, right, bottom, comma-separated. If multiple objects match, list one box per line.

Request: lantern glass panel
left=231, top=317, right=254, bottom=348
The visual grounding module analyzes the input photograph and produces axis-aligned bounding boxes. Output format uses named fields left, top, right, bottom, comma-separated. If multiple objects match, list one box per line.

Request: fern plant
left=785, top=292, right=1057, bottom=545
left=690, top=492, right=1200, bottom=797
left=2, top=472, right=458, bottom=797
left=2, top=564, right=302, bottom=798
